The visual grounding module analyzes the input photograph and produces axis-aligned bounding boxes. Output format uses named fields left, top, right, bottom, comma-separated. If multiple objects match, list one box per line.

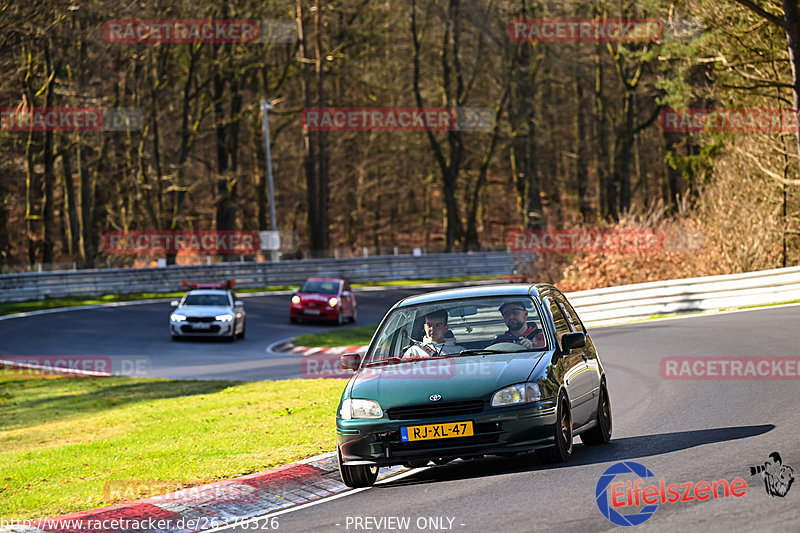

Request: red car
left=290, top=278, right=358, bottom=324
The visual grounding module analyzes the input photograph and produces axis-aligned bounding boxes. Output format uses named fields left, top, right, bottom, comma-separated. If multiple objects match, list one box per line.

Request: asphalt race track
left=0, top=287, right=426, bottom=381
left=2, top=291, right=799, bottom=532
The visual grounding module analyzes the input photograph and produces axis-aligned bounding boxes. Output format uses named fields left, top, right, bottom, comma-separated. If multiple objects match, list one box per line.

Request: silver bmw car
left=169, top=283, right=246, bottom=341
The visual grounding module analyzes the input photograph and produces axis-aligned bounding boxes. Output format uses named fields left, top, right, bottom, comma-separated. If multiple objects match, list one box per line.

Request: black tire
left=237, top=320, right=246, bottom=340
left=337, top=447, right=378, bottom=488
left=171, top=335, right=181, bottom=342
left=337, top=310, right=345, bottom=326
left=538, top=391, right=573, bottom=463
left=227, top=320, right=237, bottom=342
left=580, top=382, right=612, bottom=445
left=350, top=306, right=358, bottom=323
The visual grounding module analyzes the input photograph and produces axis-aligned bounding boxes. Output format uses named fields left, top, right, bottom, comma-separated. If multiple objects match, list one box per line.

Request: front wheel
left=338, top=447, right=378, bottom=488
left=580, top=382, right=612, bottom=445
left=538, top=392, right=573, bottom=463
left=237, top=320, right=246, bottom=340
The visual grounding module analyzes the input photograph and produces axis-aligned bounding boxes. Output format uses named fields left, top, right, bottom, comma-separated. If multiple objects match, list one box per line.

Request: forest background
left=1, top=0, right=798, bottom=291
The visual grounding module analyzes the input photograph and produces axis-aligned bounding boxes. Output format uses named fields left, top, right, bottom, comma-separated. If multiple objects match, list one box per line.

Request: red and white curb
left=279, top=344, right=367, bottom=356
left=1, top=453, right=406, bottom=533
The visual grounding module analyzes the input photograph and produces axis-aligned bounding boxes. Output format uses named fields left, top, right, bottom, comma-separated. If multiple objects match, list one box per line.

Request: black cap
left=499, top=300, right=528, bottom=313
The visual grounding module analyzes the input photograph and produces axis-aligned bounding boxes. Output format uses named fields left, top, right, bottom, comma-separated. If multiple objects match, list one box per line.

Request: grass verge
left=0, top=372, right=345, bottom=519
left=0, top=276, right=503, bottom=318
left=293, top=324, right=379, bottom=348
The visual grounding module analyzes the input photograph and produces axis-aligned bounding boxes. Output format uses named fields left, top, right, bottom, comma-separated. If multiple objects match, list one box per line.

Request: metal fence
left=0, top=252, right=518, bottom=302
left=567, top=265, right=800, bottom=326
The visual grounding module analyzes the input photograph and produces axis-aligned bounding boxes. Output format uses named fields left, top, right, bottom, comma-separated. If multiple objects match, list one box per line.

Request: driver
left=494, top=301, right=546, bottom=349
left=403, top=309, right=465, bottom=358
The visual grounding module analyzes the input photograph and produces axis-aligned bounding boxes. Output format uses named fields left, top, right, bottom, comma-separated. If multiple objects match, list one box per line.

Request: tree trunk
left=61, top=141, right=80, bottom=257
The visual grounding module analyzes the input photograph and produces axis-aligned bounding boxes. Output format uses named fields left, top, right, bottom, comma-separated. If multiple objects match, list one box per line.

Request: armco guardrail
left=0, top=252, right=517, bottom=302
left=566, top=265, right=800, bottom=326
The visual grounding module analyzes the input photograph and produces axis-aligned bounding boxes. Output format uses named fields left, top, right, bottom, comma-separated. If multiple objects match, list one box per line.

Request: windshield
left=301, top=280, right=340, bottom=294
left=365, top=295, right=548, bottom=365
left=182, top=293, right=230, bottom=306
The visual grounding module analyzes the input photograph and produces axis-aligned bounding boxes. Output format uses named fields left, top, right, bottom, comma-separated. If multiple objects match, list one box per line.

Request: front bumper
left=290, top=305, right=340, bottom=321
left=170, top=321, right=233, bottom=336
left=336, top=399, right=558, bottom=466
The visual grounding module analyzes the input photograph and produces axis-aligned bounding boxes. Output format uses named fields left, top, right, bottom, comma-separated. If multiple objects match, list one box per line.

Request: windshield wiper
left=455, top=349, right=514, bottom=356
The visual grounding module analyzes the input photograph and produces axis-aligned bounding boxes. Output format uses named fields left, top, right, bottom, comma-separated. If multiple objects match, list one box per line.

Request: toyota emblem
left=429, top=394, right=442, bottom=402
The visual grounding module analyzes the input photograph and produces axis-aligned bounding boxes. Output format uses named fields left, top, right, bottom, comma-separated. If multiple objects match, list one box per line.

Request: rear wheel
left=337, top=447, right=378, bottom=488
left=580, top=382, right=612, bottom=445
left=538, top=392, right=573, bottom=463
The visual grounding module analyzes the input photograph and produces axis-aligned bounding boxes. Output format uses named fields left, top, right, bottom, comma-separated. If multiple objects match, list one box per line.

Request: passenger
left=403, top=309, right=465, bottom=358
left=494, top=301, right=546, bottom=349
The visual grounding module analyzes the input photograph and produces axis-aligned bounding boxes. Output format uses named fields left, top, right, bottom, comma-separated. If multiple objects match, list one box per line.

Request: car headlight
left=292, top=295, right=301, bottom=304
left=215, top=313, right=234, bottom=322
left=491, top=383, right=541, bottom=407
left=170, top=314, right=187, bottom=322
left=328, top=297, right=339, bottom=307
left=340, top=398, right=383, bottom=420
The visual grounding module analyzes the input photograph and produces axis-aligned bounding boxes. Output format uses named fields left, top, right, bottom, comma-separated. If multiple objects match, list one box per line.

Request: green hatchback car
left=335, top=283, right=612, bottom=487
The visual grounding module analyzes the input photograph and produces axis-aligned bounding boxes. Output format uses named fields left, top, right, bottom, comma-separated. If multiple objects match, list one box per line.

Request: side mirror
left=340, top=352, right=362, bottom=371
left=342, top=290, right=350, bottom=297
left=292, top=288, right=299, bottom=294
left=234, top=300, right=244, bottom=307
left=561, top=331, right=586, bottom=352
left=170, top=300, right=179, bottom=308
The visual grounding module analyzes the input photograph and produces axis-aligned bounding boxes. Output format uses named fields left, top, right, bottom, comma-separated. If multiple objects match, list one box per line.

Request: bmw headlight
left=340, top=398, right=383, bottom=420
left=170, top=314, right=187, bottom=322
left=491, top=383, right=541, bottom=407
left=215, top=313, right=234, bottom=322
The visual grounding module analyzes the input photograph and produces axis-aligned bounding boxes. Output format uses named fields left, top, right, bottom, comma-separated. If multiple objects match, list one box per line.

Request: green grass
left=294, top=324, right=379, bottom=347
left=0, top=372, right=346, bottom=519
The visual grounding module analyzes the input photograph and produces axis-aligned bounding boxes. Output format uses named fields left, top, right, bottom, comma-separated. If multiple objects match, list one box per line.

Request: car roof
left=393, top=283, right=556, bottom=309
left=305, top=277, right=344, bottom=283
left=185, top=289, right=231, bottom=295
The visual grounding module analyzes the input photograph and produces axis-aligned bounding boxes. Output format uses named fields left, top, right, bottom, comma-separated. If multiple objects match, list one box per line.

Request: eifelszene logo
left=748, top=452, right=795, bottom=498
left=595, top=461, right=748, bottom=527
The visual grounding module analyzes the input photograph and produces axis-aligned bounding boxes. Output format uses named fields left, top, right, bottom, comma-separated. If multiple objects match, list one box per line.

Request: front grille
left=386, top=400, right=485, bottom=420
left=181, top=325, right=221, bottom=333
left=186, top=316, right=215, bottom=323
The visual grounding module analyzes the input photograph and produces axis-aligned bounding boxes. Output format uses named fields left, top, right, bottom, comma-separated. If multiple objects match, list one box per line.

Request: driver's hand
left=517, top=337, right=534, bottom=348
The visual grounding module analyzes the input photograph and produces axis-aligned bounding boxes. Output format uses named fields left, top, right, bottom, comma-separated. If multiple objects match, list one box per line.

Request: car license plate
left=193, top=323, right=211, bottom=329
left=400, top=421, right=473, bottom=442
left=304, top=309, right=321, bottom=315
